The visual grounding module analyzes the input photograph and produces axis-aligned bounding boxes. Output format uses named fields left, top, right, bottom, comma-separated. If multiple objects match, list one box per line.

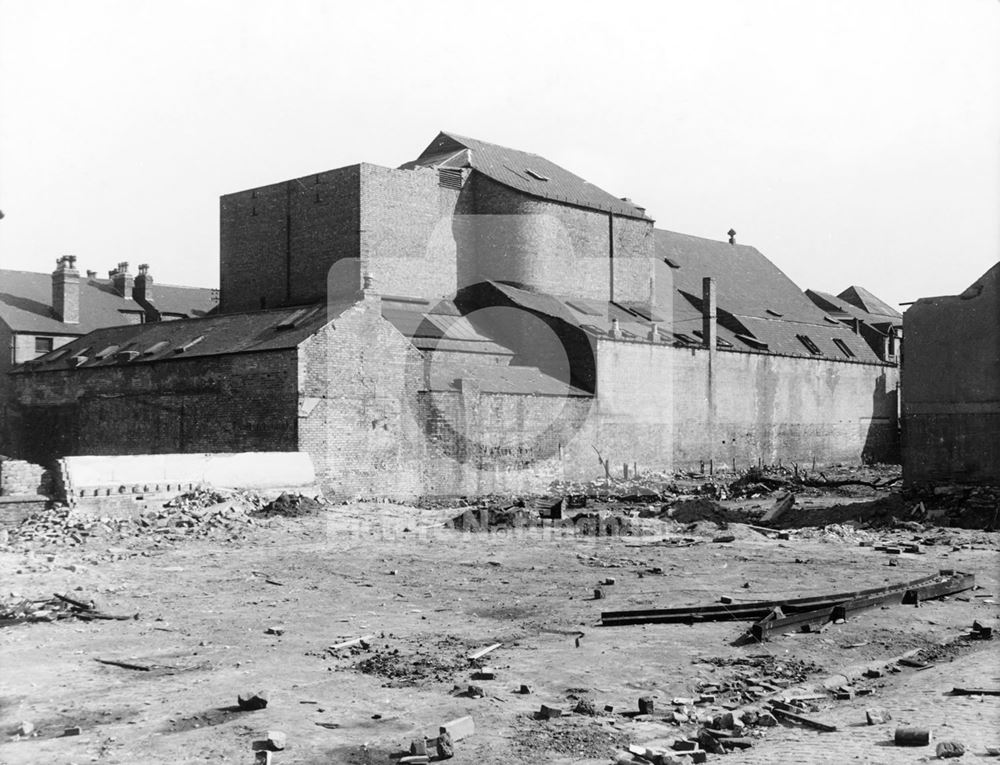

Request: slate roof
left=0, top=269, right=217, bottom=336
left=13, top=301, right=345, bottom=373
left=404, top=132, right=652, bottom=220
left=654, top=230, right=882, bottom=362
left=806, top=289, right=901, bottom=332
left=838, top=285, right=901, bottom=320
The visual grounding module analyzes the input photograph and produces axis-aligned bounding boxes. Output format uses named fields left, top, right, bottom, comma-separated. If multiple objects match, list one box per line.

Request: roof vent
left=115, top=350, right=140, bottom=363
left=143, top=340, right=170, bottom=356
left=67, top=355, right=88, bottom=368
left=174, top=336, right=205, bottom=354
left=95, top=345, right=120, bottom=360
left=276, top=308, right=310, bottom=330
left=437, top=168, right=464, bottom=190
left=525, top=168, right=549, bottom=181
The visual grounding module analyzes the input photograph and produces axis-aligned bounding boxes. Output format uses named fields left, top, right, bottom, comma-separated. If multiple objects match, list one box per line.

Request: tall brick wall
left=359, top=164, right=469, bottom=299
left=297, top=298, right=599, bottom=498
left=467, top=175, right=654, bottom=302
left=219, top=165, right=362, bottom=313
left=664, top=344, right=899, bottom=469
left=6, top=352, right=299, bottom=465
left=902, top=266, right=1000, bottom=484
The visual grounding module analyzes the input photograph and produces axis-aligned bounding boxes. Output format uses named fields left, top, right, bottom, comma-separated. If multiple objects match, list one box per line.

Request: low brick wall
left=0, top=459, right=50, bottom=496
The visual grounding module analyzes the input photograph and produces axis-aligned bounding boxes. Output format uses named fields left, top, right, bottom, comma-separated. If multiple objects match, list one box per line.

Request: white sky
left=1, top=0, right=998, bottom=310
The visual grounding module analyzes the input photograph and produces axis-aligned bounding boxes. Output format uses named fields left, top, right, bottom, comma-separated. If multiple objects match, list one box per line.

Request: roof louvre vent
left=437, top=168, right=464, bottom=190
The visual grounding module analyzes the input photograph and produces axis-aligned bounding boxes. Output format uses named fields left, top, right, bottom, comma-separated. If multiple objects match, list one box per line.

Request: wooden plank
left=468, top=643, right=501, bottom=660
left=769, top=706, right=837, bottom=732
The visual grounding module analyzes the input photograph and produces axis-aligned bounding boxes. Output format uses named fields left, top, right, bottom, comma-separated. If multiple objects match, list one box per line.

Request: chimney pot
left=112, top=262, right=134, bottom=298
left=52, top=255, right=80, bottom=324
left=727, top=229, right=736, bottom=245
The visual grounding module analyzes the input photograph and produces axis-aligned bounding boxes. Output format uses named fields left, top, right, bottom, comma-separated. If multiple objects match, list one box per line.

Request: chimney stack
left=727, top=229, right=736, bottom=245
left=702, top=276, right=717, bottom=350
left=133, top=263, right=153, bottom=304
left=51, top=255, right=80, bottom=324
left=111, top=262, right=134, bottom=298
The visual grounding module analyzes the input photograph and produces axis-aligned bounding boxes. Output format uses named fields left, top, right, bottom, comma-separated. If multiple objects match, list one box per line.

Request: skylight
left=832, top=338, right=856, bottom=358
left=796, top=334, right=822, bottom=355
left=524, top=168, right=549, bottom=181
left=765, top=309, right=784, bottom=318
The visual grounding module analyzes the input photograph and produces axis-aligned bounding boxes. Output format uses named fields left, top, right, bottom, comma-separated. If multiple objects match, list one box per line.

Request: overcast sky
left=1, top=0, right=997, bottom=310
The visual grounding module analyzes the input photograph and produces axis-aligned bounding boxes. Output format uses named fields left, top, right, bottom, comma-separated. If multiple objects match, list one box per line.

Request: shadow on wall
left=861, top=371, right=900, bottom=464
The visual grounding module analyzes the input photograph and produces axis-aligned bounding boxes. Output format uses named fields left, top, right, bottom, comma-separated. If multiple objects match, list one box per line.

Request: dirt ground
left=1, top=479, right=998, bottom=764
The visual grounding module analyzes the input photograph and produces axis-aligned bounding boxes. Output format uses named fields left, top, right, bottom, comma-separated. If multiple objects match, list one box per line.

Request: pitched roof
left=13, top=301, right=347, bottom=373
left=653, top=230, right=883, bottom=361
left=0, top=269, right=217, bottom=336
left=404, top=131, right=652, bottom=220
left=837, top=285, right=902, bottom=320
left=806, top=289, right=901, bottom=331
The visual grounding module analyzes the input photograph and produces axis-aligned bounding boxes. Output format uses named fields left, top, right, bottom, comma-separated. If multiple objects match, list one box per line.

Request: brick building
left=902, top=263, right=1000, bottom=485
left=5, top=132, right=901, bottom=497
left=0, top=259, right=216, bottom=453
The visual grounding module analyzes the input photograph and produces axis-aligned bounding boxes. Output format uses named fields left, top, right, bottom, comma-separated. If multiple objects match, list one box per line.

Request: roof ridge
left=441, top=131, right=542, bottom=158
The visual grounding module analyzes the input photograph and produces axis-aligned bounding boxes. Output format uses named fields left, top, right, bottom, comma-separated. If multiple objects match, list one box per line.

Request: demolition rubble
left=1, top=464, right=998, bottom=763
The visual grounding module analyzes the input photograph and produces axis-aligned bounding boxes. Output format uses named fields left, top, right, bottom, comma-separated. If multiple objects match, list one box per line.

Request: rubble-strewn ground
left=0, top=473, right=998, bottom=764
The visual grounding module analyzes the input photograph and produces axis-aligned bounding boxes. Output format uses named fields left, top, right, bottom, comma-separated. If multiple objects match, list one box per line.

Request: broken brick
left=638, top=696, right=655, bottom=715
left=936, top=741, right=965, bottom=758
left=435, top=728, right=454, bottom=759
left=865, top=708, right=892, bottom=725
left=538, top=704, right=563, bottom=719
left=238, top=691, right=269, bottom=711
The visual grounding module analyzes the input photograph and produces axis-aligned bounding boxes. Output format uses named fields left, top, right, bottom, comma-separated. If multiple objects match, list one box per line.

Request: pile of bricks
left=0, top=460, right=51, bottom=497
left=7, top=499, right=265, bottom=549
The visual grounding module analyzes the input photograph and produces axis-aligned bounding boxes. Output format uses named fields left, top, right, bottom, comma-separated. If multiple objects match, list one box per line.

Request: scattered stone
left=254, top=752, right=272, bottom=765
left=265, top=625, right=285, bottom=636
left=594, top=587, right=606, bottom=600
left=755, top=711, right=777, bottom=727
left=466, top=685, right=485, bottom=698
left=471, top=669, right=495, bottom=680
left=435, top=728, right=454, bottom=759
left=895, top=727, right=931, bottom=746
left=62, top=726, right=81, bottom=736
left=638, top=696, right=655, bottom=715
left=712, top=534, right=736, bottom=543
left=238, top=690, right=269, bottom=711
left=696, top=728, right=724, bottom=754
left=538, top=704, right=563, bottom=719
left=15, top=721, right=34, bottom=736
left=440, top=715, right=474, bottom=741
left=409, top=738, right=428, bottom=756
left=265, top=731, right=286, bottom=751
left=672, top=739, right=698, bottom=751
left=517, top=684, right=531, bottom=694
left=936, top=741, right=965, bottom=758
left=603, top=578, right=616, bottom=586
left=866, top=708, right=892, bottom=725
left=573, top=698, right=597, bottom=716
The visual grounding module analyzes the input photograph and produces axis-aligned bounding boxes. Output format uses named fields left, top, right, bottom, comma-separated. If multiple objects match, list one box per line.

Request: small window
left=832, top=338, right=856, bottom=358
left=35, top=337, right=54, bottom=354
left=524, top=168, right=549, bottom=181
left=736, top=334, right=769, bottom=351
left=796, top=334, right=822, bottom=355
left=673, top=333, right=695, bottom=345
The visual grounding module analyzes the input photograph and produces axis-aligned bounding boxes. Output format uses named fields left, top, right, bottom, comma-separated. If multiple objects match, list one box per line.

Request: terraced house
left=6, top=133, right=900, bottom=498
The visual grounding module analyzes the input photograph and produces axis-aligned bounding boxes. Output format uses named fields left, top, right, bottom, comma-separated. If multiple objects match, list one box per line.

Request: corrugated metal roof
left=0, top=269, right=216, bottom=335
left=405, top=132, right=652, bottom=220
